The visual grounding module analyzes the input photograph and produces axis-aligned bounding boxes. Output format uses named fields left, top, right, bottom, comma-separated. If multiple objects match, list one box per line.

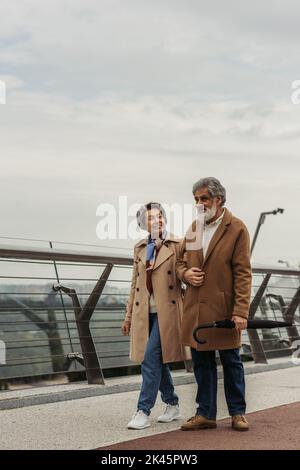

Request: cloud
left=0, top=1, right=299, bottom=265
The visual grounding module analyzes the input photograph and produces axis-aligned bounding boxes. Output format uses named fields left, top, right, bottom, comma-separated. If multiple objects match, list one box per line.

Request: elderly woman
left=121, top=202, right=184, bottom=430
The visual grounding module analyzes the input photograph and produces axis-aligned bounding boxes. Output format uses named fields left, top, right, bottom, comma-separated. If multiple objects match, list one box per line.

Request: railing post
left=6, top=294, right=65, bottom=373
left=54, top=263, right=114, bottom=385
left=284, top=286, right=300, bottom=344
left=49, top=241, right=75, bottom=359
left=248, top=274, right=271, bottom=363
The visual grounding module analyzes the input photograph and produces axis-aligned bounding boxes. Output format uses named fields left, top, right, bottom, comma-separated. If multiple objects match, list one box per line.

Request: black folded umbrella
left=193, top=318, right=293, bottom=344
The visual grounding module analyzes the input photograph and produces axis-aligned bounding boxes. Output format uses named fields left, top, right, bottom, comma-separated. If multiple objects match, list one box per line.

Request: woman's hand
left=121, top=320, right=131, bottom=336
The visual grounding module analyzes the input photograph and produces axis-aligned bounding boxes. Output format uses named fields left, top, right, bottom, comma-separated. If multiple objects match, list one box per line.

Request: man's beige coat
left=176, top=208, right=252, bottom=351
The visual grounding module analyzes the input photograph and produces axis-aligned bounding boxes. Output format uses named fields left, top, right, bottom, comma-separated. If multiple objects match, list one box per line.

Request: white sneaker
left=157, top=404, right=181, bottom=423
left=127, top=410, right=151, bottom=430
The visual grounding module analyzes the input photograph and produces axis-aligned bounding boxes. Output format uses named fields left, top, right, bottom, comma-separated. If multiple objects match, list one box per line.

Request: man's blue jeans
left=191, top=348, right=246, bottom=420
left=137, top=313, right=179, bottom=415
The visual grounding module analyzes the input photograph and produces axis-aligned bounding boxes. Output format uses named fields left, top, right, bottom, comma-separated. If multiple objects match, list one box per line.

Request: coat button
left=136, top=301, right=139, bottom=306
left=169, top=286, right=173, bottom=290
left=136, top=288, right=139, bottom=292
left=168, top=270, right=171, bottom=275
left=171, top=300, right=176, bottom=304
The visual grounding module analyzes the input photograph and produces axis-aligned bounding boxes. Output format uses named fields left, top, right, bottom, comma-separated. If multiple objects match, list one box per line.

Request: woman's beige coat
left=125, top=234, right=186, bottom=364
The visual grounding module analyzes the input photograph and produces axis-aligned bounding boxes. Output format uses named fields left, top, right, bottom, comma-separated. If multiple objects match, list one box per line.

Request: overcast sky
left=0, top=0, right=299, bottom=266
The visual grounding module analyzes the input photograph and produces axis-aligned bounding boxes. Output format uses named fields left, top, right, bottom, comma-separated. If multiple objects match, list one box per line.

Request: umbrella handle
left=193, top=319, right=236, bottom=344
left=193, top=324, right=216, bottom=344
left=193, top=327, right=207, bottom=344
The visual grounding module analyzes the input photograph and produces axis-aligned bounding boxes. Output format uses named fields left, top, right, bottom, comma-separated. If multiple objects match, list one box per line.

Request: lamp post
left=278, top=259, right=290, bottom=268
left=251, top=208, right=284, bottom=255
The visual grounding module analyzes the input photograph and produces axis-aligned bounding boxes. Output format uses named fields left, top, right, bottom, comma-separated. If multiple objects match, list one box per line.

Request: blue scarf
left=145, top=230, right=167, bottom=295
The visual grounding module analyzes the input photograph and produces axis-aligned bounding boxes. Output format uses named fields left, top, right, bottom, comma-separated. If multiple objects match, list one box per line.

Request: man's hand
left=232, top=315, right=247, bottom=331
left=183, top=267, right=205, bottom=287
left=121, top=320, right=131, bottom=336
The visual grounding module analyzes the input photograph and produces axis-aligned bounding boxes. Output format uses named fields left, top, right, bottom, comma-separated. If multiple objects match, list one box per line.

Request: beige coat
left=125, top=234, right=186, bottom=364
left=176, top=208, right=252, bottom=351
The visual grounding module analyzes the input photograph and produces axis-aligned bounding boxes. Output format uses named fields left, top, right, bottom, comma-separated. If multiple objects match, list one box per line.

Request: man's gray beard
left=204, top=202, right=217, bottom=222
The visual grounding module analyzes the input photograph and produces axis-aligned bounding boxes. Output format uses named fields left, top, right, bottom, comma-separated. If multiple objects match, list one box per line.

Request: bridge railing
left=0, top=242, right=299, bottom=387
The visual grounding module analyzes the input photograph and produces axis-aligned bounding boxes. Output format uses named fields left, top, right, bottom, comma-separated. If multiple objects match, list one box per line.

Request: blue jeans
left=191, top=348, right=246, bottom=420
left=137, top=313, right=179, bottom=415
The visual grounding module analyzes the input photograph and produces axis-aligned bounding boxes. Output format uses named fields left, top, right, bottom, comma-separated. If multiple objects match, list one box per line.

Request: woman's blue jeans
left=137, top=313, right=179, bottom=415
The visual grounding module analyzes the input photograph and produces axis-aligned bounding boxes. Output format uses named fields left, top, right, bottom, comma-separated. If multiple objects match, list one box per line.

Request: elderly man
left=176, top=177, right=252, bottom=432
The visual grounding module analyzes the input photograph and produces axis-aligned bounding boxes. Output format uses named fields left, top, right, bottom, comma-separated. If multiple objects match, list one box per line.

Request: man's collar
left=205, top=208, right=225, bottom=227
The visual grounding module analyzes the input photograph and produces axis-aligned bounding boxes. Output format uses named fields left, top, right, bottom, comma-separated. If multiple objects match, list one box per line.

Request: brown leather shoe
left=232, top=415, right=249, bottom=432
left=181, top=415, right=217, bottom=431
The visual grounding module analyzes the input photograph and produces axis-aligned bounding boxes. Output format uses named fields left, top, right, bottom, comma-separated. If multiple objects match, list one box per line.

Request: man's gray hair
left=192, top=177, right=226, bottom=206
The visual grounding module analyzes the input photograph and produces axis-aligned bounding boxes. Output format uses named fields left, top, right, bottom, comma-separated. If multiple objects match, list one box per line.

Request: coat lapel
left=135, top=234, right=179, bottom=269
left=153, top=244, right=174, bottom=270
left=137, top=245, right=147, bottom=266
left=198, top=248, right=204, bottom=268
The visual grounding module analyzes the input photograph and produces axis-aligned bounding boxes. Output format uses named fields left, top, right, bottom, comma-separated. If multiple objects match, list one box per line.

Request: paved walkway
left=0, top=362, right=299, bottom=450
left=99, top=401, right=300, bottom=450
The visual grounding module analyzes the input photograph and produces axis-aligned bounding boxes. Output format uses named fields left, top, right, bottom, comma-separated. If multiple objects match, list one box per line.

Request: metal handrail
left=1, top=244, right=300, bottom=385
left=0, top=244, right=133, bottom=265
left=1, top=244, right=300, bottom=273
